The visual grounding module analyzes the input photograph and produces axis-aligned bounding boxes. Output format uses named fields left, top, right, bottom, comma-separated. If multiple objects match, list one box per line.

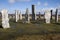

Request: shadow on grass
left=53, top=23, right=60, bottom=25
left=0, top=25, right=3, bottom=28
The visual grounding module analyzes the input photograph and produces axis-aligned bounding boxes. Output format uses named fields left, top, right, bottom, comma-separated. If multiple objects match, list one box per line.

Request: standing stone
left=15, top=10, right=19, bottom=22
left=50, top=10, right=53, bottom=20
left=55, top=9, right=58, bottom=23
left=32, top=5, right=36, bottom=21
left=25, top=8, right=30, bottom=23
left=1, top=9, right=10, bottom=28
left=19, top=11, right=22, bottom=20
left=44, top=10, right=51, bottom=23
left=39, top=12, right=41, bottom=19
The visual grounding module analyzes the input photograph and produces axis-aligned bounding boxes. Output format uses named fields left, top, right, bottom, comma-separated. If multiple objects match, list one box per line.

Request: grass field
left=0, top=19, right=60, bottom=40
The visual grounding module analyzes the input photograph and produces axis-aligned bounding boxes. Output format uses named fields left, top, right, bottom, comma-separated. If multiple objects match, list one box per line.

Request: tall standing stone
left=55, top=9, right=58, bottom=23
left=32, top=5, right=36, bottom=21
left=25, top=8, right=30, bottom=23
left=15, top=10, right=19, bottom=22
left=50, top=10, right=53, bottom=20
left=44, top=10, right=51, bottom=23
left=19, top=11, right=22, bottom=20
left=39, top=12, right=41, bottom=19
left=1, top=9, right=10, bottom=28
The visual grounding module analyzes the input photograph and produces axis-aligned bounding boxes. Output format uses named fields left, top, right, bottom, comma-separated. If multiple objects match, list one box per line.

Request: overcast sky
left=0, top=0, right=60, bottom=14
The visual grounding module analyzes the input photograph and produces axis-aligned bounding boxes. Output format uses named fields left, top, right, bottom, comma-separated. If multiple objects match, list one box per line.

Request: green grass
left=0, top=19, right=60, bottom=40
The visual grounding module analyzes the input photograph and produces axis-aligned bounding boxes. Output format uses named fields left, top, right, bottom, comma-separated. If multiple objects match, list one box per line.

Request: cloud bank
left=8, top=0, right=31, bottom=4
